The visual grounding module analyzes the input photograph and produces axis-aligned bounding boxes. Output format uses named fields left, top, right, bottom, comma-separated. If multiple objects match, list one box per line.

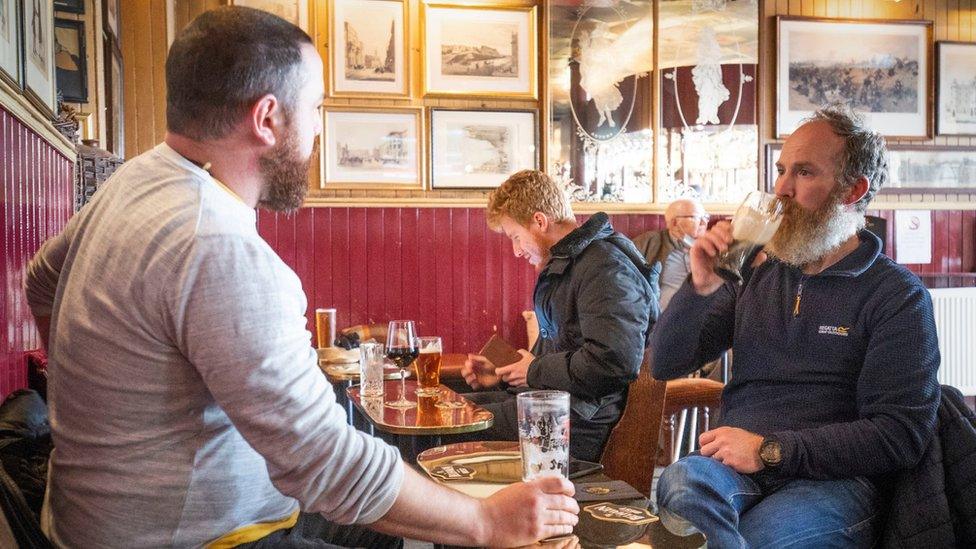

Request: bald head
left=665, top=198, right=708, bottom=241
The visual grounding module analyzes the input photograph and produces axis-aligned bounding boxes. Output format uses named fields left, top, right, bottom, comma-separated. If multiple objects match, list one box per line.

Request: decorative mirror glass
left=546, top=0, right=759, bottom=204
left=657, top=0, right=758, bottom=204
left=547, top=0, right=654, bottom=203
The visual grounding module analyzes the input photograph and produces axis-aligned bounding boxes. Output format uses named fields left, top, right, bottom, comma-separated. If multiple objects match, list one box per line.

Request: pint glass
left=517, top=390, right=570, bottom=480
left=414, top=337, right=442, bottom=396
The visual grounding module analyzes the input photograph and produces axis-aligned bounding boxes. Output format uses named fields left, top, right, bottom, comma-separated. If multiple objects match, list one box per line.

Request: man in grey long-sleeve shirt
left=25, top=7, right=578, bottom=548
left=651, top=106, right=940, bottom=548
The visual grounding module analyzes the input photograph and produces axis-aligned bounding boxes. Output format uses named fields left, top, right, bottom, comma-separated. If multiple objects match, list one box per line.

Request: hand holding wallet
left=476, top=334, right=522, bottom=387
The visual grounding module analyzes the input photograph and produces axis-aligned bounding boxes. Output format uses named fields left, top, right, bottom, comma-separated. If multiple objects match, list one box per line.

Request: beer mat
left=581, top=502, right=659, bottom=525
left=419, top=448, right=522, bottom=484
left=573, top=480, right=646, bottom=503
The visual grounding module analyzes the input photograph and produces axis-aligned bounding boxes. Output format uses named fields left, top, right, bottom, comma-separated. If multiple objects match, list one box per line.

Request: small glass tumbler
left=517, top=390, right=570, bottom=481
left=359, top=342, right=385, bottom=398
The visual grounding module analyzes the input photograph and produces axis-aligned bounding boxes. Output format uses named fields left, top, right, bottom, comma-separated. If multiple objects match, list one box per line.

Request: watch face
left=761, top=440, right=782, bottom=465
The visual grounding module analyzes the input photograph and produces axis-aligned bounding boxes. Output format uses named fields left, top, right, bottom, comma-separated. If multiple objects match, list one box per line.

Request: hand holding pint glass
left=692, top=191, right=784, bottom=291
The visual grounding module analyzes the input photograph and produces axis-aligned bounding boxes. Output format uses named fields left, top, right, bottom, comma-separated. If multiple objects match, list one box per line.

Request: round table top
left=346, top=380, right=494, bottom=435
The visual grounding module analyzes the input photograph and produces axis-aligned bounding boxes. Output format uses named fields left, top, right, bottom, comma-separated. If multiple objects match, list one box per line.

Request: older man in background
left=632, top=198, right=709, bottom=311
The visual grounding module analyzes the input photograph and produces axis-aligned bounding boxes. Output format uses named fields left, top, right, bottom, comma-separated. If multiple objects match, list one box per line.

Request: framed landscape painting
left=329, top=0, right=407, bottom=97
left=322, top=108, right=423, bottom=189
left=0, top=0, right=21, bottom=88
left=936, top=41, right=976, bottom=136
left=422, top=4, right=536, bottom=98
left=429, top=109, right=536, bottom=189
left=23, top=0, right=57, bottom=116
left=886, top=145, right=976, bottom=192
left=776, top=17, right=931, bottom=138
left=766, top=142, right=976, bottom=193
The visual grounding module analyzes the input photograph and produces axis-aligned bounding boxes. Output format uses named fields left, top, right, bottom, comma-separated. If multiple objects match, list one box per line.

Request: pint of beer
left=315, top=308, right=337, bottom=349
left=414, top=336, right=442, bottom=396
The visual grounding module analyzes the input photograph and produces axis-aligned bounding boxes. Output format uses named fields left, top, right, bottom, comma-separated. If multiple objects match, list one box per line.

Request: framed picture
left=422, top=4, right=536, bottom=98
left=429, top=108, right=537, bottom=189
left=776, top=17, right=931, bottom=138
left=887, top=145, right=976, bottom=192
left=23, top=0, right=57, bottom=116
left=0, top=0, right=22, bottom=88
left=328, top=0, right=407, bottom=97
left=54, top=18, right=87, bottom=102
left=104, top=36, right=124, bottom=157
left=936, top=41, right=976, bottom=136
left=322, top=107, right=423, bottom=189
left=765, top=142, right=976, bottom=193
left=230, top=0, right=309, bottom=31
left=54, top=0, right=84, bottom=14
left=102, top=0, right=119, bottom=38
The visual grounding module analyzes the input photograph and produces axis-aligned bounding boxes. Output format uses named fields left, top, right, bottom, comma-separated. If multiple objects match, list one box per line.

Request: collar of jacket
left=544, top=212, right=614, bottom=276
left=772, top=229, right=882, bottom=278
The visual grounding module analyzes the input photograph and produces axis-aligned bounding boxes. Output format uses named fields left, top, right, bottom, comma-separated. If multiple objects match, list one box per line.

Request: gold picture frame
left=421, top=3, right=537, bottom=99
left=321, top=106, right=425, bottom=190
left=229, top=0, right=310, bottom=31
left=327, top=0, right=409, bottom=98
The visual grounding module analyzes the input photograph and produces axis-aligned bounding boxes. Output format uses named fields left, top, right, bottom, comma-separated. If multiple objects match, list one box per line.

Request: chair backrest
left=599, top=349, right=667, bottom=497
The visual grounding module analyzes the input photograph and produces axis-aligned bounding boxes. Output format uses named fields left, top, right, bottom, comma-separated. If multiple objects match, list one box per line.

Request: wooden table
left=347, top=380, right=494, bottom=460
left=417, top=441, right=706, bottom=549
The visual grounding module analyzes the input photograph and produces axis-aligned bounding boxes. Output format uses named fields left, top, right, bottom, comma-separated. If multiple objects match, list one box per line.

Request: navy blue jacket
left=651, top=230, right=941, bottom=479
left=527, top=212, right=658, bottom=425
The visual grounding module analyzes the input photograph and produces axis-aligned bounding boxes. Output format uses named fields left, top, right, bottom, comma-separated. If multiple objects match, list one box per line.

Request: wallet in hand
left=476, top=334, right=522, bottom=386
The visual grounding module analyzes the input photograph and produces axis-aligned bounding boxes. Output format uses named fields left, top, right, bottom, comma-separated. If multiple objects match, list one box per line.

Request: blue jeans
left=657, top=455, right=879, bottom=548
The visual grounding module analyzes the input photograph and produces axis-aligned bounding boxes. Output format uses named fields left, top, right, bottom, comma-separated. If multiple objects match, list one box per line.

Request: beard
left=257, top=127, right=316, bottom=213
left=765, top=185, right=865, bottom=268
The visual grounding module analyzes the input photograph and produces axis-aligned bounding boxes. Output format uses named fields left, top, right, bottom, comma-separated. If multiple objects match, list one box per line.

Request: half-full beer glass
left=517, top=390, right=570, bottom=481
left=715, top=191, right=784, bottom=284
left=414, top=336, right=442, bottom=396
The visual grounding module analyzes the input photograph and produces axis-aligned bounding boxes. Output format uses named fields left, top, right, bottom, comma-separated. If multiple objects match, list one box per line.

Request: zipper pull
left=793, top=279, right=805, bottom=317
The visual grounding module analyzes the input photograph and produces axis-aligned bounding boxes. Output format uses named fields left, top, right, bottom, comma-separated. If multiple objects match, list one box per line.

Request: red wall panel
left=1, top=107, right=74, bottom=397
left=259, top=206, right=975, bottom=354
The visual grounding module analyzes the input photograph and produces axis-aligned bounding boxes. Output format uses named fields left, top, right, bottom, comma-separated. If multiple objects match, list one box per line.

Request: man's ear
left=844, top=176, right=869, bottom=207
left=249, top=94, right=282, bottom=147
left=531, top=211, right=550, bottom=232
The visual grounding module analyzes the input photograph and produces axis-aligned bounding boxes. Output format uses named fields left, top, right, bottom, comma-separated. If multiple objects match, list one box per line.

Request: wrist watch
left=759, top=436, right=783, bottom=469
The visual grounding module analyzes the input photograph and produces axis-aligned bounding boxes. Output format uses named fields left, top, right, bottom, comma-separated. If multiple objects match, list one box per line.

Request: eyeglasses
left=676, top=214, right=710, bottom=224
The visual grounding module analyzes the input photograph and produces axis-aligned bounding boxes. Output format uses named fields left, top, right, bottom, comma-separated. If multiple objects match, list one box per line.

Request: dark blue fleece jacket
left=651, top=230, right=941, bottom=480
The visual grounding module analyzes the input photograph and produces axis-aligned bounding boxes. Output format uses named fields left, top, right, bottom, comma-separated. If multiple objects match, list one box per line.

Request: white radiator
left=929, top=287, right=976, bottom=396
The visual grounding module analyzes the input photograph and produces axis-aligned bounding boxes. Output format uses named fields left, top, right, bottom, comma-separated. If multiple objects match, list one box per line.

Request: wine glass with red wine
left=385, top=320, right=418, bottom=409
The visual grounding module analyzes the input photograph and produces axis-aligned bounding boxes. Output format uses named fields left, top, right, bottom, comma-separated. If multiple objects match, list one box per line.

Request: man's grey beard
left=765, top=188, right=865, bottom=268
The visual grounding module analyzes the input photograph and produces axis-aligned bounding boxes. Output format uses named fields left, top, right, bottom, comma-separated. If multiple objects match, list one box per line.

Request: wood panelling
left=258, top=206, right=975, bottom=354
left=257, top=209, right=666, bottom=352
left=120, top=0, right=174, bottom=158
left=0, top=108, right=74, bottom=397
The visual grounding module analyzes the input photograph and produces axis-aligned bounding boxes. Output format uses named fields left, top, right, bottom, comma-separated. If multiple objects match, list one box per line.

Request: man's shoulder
left=575, top=236, right=650, bottom=280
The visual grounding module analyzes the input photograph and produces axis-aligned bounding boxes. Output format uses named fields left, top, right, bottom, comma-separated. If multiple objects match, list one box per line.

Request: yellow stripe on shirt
left=206, top=510, right=300, bottom=549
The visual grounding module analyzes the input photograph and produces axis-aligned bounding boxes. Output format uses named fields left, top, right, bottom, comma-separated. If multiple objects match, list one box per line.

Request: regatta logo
left=818, top=325, right=850, bottom=337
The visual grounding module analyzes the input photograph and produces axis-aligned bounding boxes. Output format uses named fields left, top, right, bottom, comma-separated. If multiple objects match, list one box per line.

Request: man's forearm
left=368, top=465, right=488, bottom=546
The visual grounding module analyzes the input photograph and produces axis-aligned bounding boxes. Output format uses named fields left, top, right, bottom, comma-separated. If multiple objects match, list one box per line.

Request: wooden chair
left=599, top=349, right=667, bottom=497
left=661, top=378, right=724, bottom=463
